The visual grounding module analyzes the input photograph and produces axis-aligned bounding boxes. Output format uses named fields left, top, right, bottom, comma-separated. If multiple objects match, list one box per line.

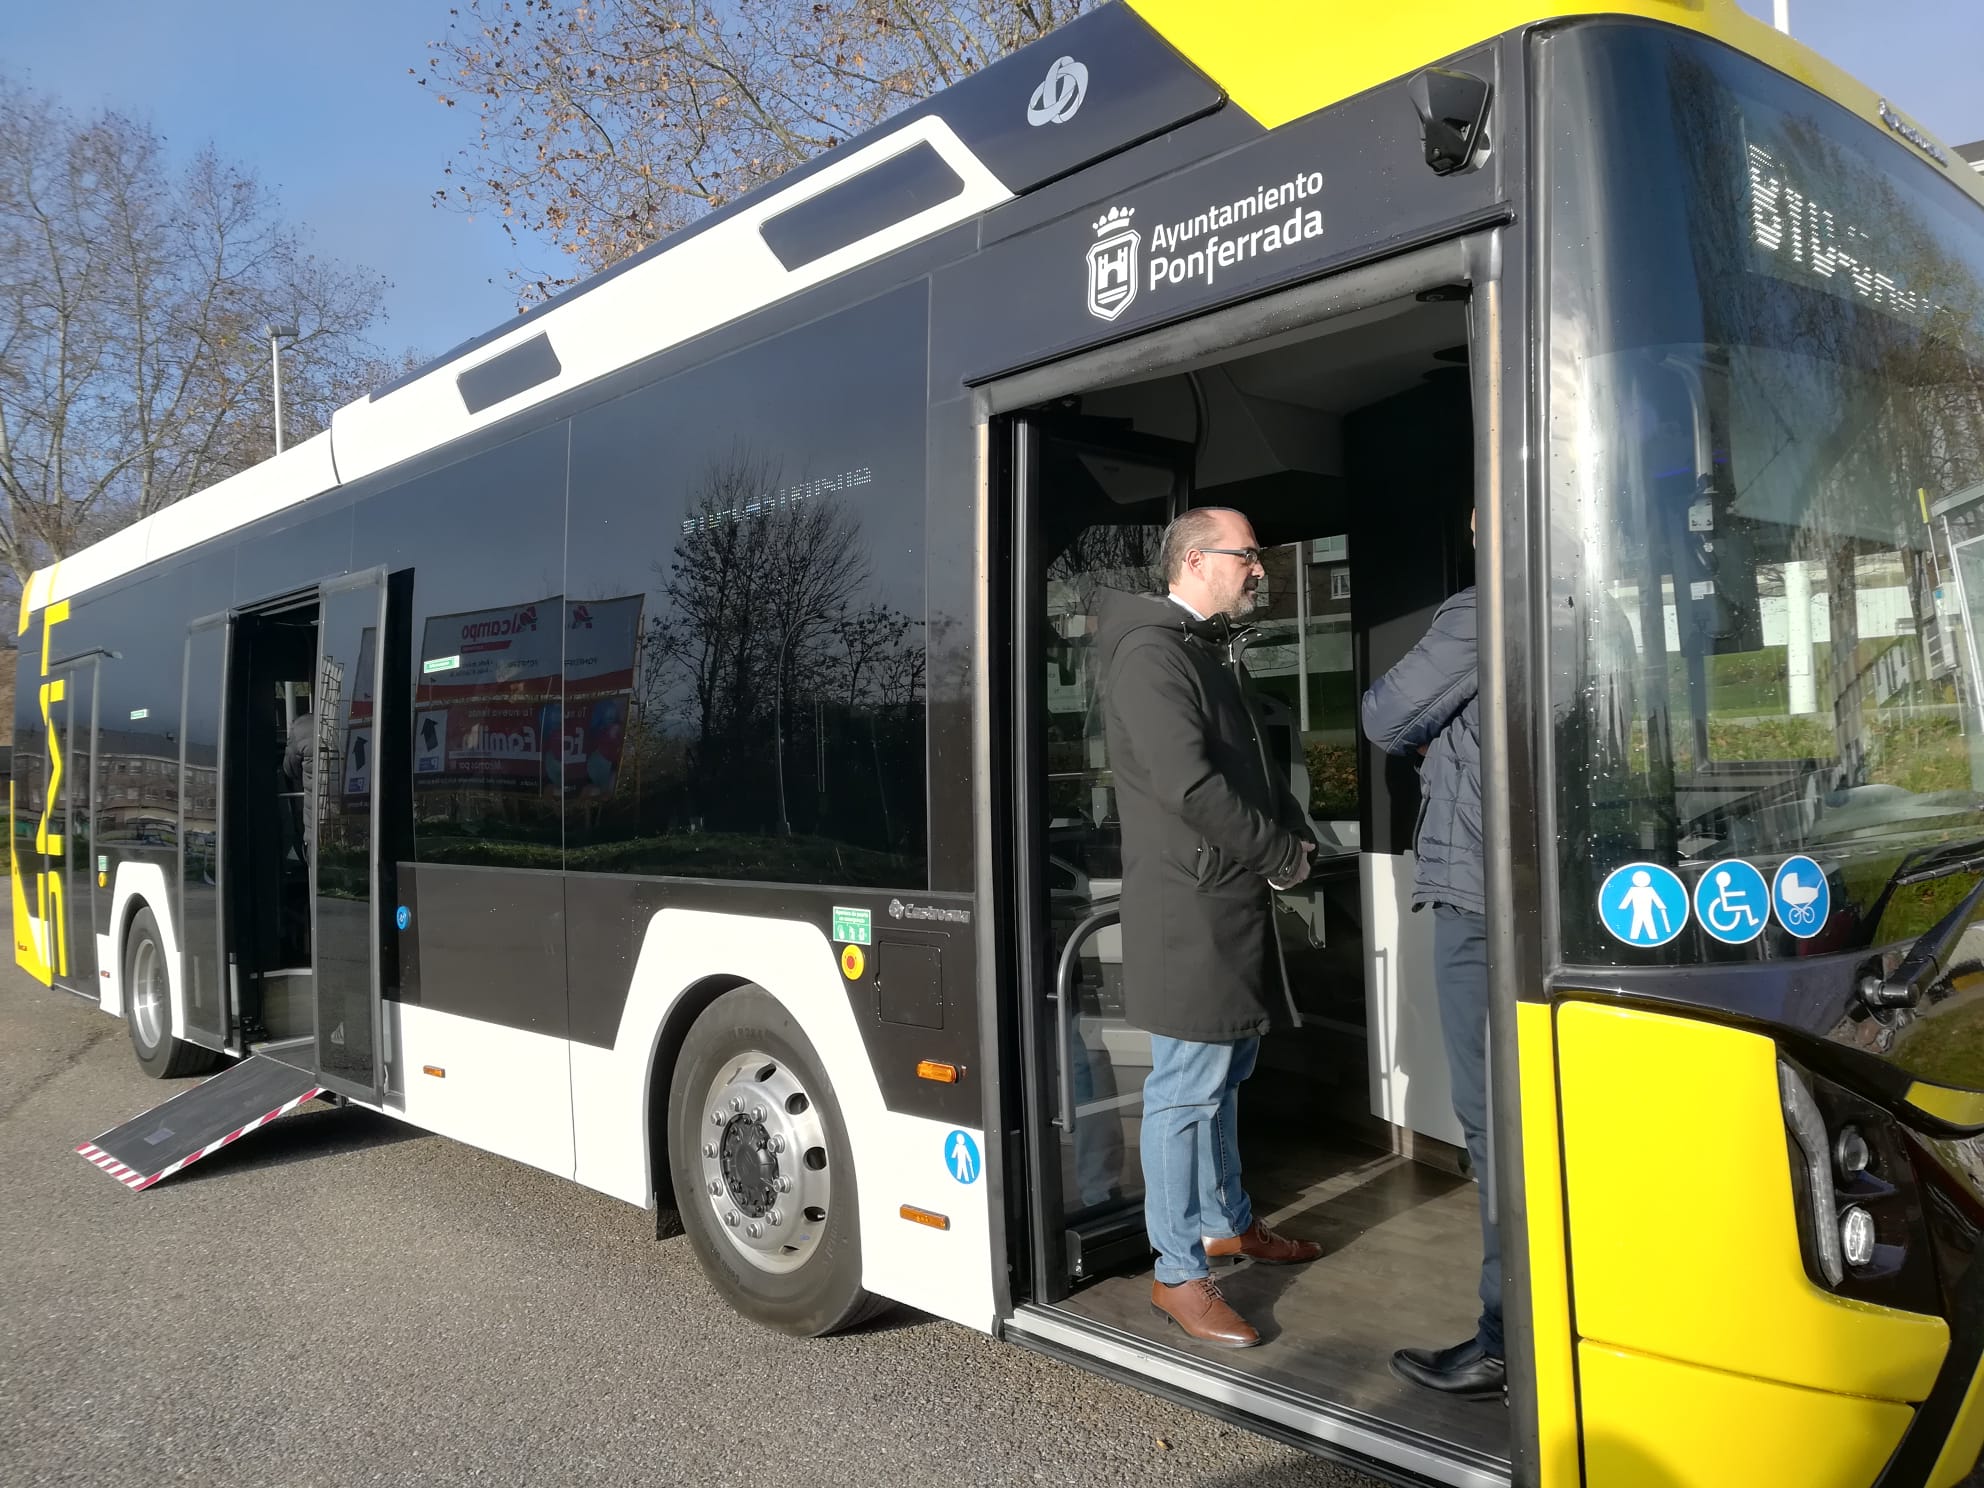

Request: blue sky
left=3, top=1, right=1979, bottom=368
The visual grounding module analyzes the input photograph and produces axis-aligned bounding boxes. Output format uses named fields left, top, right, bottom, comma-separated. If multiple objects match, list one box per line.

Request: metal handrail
left=1052, top=898, right=1120, bottom=1133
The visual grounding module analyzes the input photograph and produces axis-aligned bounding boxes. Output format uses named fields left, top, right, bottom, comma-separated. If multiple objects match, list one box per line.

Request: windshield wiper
left=1892, top=835, right=1984, bottom=888
left=1861, top=874, right=1984, bottom=1012
left=1856, top=833, right=1984, bottom=941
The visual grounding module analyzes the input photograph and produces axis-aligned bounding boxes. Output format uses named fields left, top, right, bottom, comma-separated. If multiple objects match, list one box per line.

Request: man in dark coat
left=1096, top=505, right=1322, bottom=1349
left=1360, top=510, right=1500, bottom=1398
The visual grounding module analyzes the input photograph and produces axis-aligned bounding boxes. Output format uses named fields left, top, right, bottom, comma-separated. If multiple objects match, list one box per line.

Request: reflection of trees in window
left=601, top=445, right=925, bottom=882
left=1657, top=54, right=1984, bottom=795
left=1047, top=523, right=1161, bottom=619
left=1041, top=522, right=1163, bottom=847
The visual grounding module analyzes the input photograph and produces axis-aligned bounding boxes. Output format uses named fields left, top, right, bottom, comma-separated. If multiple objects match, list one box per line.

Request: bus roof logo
left=1028, top=56, right=1088, bottom=128
left=1087, top=206, right=1139, bottom=322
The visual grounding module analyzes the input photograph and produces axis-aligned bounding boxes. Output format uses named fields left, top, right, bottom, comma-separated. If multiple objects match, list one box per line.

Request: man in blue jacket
left=1360, top=512, right=1500, bottom=1399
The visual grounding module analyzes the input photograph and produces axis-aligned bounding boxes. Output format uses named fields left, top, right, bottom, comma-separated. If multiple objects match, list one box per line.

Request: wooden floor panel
left=1052, top=1144, right=1511, bottom=1461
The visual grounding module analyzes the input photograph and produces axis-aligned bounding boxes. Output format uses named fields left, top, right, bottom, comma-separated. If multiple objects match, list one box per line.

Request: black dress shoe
left=1390, top=1336, right=1506, bottom=1398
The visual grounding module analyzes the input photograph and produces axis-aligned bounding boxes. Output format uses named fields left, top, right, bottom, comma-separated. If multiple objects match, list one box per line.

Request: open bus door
left=308, top=568, right=401, bottom=1104
left=1009, top=414, right=1194, bottom=1302
left=41, top=651, right=100, bottom=997
left=993, top=241, right=1571, bottom=1488
left=180, top=613, right=232, bottom=1047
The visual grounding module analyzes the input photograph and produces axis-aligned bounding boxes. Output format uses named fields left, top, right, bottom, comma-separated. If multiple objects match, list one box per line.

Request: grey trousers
left=1433, top=903, right=1502, bottom=1356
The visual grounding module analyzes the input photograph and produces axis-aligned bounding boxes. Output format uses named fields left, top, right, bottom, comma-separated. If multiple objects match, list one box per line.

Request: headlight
left=1841, top=1206, right=1877, bottom=1269
left=1835, top=1127, right=1871, bottom=1178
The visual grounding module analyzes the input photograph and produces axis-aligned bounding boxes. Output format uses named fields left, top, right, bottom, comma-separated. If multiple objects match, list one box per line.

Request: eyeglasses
left=1198, top=546, right=1262, bottom=566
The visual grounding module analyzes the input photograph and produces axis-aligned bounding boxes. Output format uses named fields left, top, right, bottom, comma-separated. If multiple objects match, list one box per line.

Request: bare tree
left=423, top=0, right=1103, bottom=297
left=0, top=78, right=413, bottom=586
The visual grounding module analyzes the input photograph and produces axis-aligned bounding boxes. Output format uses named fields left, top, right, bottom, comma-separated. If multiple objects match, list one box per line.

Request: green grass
left=1891, top=989, right=1984, bottom=1089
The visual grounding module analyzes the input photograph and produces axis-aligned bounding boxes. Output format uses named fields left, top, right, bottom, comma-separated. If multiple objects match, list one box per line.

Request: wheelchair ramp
left=76, top=1055, right=322, bottom=1191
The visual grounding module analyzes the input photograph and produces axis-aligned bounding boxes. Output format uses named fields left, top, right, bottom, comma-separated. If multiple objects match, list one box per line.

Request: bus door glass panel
left=1022, top=418, right=1188, bottom=1290
left=40, top=656, right=99, bottom=994
left=1234, top=538, right=1366, bottom=1033
left=311, top=570, right=388, bottom=1101
left=179, top=617, right=229, bottom=1045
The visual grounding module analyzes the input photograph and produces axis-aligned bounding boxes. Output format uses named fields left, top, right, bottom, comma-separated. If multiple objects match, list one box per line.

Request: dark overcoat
left=1095, top=590, right=1311, bottom=1043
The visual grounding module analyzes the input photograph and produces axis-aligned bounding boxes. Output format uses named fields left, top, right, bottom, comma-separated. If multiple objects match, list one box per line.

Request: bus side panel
left=1556, top=1002, right=1948, bottom=1401
left=395, top=1003, right=576, bottom=1178
left=1578, top=1343, right=1910, bottom=1487
left=567, top=906, right=997, bottom=1333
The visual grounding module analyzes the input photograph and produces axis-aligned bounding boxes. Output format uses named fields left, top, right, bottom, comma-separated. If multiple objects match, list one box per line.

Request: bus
left=16, top=2, right=1984, bottom=1483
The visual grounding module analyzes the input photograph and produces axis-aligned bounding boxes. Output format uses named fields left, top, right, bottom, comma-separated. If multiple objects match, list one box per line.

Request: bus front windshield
left=1545, top=26, right=1984, bottom=967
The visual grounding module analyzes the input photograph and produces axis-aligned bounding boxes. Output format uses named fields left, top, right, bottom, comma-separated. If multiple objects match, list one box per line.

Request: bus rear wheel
left=125, top=907, right=220, bottom=1080
left=667, top=985, right=883, bottom=1336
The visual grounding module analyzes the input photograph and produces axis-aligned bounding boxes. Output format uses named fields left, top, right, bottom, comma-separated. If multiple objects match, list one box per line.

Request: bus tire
left=125, top=907, right=220, bottom=1080
left=667, top=984, right=885, bottom=1336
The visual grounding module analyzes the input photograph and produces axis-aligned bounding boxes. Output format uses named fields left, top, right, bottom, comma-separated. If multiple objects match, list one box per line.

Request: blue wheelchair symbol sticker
left=1693, top=860, right=1769, bottom=945
left=396, top=905, right=411, bottom=932
left=1598, top=862, right=1689, bottom=947
left=945, top=1130, right=981, bottom=1185
left=1771, top=856, right=1830, bottom=939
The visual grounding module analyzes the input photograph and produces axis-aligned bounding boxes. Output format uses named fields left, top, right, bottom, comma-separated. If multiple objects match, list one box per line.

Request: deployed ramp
left=76, top=1055, right=322, bottom=1191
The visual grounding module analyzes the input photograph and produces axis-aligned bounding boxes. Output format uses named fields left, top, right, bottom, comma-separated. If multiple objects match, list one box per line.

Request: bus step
left=75, top=1055, right=323, bottom=1192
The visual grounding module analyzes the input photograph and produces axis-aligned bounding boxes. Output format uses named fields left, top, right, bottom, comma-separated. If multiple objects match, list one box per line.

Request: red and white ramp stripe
left=76, top=1086, right=322, bottom=1192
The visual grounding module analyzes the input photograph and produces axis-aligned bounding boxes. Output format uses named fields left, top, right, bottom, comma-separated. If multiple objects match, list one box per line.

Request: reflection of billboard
left=419, top=599, right=561, bottom=698
left=414, top=710, right=448, bottom=774
left=344, top=728, right=372, bottom=797
left=350, top=627, right=377, bottom=721
left=563, top=596, right=643, bottom=694
left=414, top=595, right=643, bottom=795
left=564, top=696, right=630, bottom=796
left=422, top=701, right=559, bottom=784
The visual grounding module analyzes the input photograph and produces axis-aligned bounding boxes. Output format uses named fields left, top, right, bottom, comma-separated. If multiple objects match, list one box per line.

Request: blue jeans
left=1141, top=1034, right=1258, bottom=1284
left=1433, top=904, right=1503, bottom=1357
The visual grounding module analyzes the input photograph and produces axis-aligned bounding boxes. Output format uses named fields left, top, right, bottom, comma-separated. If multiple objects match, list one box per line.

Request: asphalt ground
left=0, top=969, right=1388, bottom=1488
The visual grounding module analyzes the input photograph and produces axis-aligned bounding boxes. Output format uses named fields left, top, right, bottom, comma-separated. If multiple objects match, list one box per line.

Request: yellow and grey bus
left=16, top=2, right=1984, bottom=1483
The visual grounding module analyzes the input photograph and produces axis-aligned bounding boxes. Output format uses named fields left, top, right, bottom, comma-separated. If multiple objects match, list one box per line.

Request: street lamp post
left=266, top=322, right=298, bottom=455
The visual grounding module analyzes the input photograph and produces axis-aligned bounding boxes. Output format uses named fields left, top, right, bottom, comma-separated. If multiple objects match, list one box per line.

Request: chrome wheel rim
left=131, top=938, right=165, bottom=1052
left=697, top=1051, right=832, bottom=1275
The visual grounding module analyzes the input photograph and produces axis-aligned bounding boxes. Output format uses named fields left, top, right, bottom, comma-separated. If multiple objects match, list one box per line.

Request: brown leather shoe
left=1150, top=1277, right=1261, bottom=1348
left=1204, top=1218, right=1322, bottom=1265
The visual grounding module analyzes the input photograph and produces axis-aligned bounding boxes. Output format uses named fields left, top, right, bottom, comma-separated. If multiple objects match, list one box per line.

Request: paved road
left=1, top=971, right=1384, bottom=1488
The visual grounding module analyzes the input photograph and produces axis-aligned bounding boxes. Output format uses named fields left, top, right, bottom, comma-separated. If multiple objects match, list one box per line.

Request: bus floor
left=1050, top=1134, right=1510, bottom=1461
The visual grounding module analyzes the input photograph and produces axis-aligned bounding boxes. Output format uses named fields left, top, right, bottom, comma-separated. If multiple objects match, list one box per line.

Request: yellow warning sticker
left=840, top=943, right=865, bottom=980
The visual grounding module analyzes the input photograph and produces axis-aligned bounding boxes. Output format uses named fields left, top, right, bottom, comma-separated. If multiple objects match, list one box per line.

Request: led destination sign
left=1746, top=140, right=1935, bottom=323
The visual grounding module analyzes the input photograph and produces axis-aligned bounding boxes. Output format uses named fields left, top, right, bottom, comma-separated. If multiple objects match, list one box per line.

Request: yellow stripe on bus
left=1517, top=1001, right=1581, bottom=1488
left=1904, top=1080, right=1984, bottom=1131
left=1126, top=0, right=1984, bottom=209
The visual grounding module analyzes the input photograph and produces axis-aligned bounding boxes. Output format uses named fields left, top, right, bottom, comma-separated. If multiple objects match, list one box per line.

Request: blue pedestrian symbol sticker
left=1694, top=860, right=1769, bottom=945
left=1772, top=856, right=1830, bottom=939
left=945, top=1130, right=980, bottom=1185
left=1598, top=862, right=1689, bottom=947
